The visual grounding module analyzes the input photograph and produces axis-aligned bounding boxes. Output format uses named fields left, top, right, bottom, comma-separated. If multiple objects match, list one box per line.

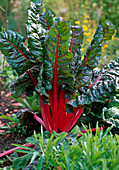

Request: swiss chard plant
left=0, top=0, right=119, bottom=133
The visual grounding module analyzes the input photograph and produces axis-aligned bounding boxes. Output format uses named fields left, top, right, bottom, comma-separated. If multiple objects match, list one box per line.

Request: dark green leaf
left=26, top=1, right=44, bottom=61
left=70, top=26, right=84, bottom=76
left=75, top=65, right=92, bottom=88
left=13, top=154, right=32, bottom=170
left=0, top=30, right=31, bottom=74
left=9, top=64, right=42, bottom=98
left=102, top=107, right=119, bottom=128
left=39, top=7, right=56, bottom=30
left=26, top=136, right=38, bottom=145
left=81, top=18, right=115, bottom=69
left=79, top=76, right=116, bottom=105
left=45, top=21, right=73, bottom=90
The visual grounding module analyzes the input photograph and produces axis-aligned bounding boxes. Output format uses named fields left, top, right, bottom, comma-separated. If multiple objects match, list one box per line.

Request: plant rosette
left=0, top=0, right=118, bottom=134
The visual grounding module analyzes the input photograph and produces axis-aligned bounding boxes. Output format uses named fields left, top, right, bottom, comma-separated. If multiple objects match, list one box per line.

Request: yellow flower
left=82, top=25, right=88, bottom=32
left=85, top=15, right=90, bottom=19
left=84, top=32, right=91, bottom=36
left=112, top=36, right=114, bottom=40
left=82, top=48, right=84, bottom=52
left=117, top=38, right=119, bottom=40
left=75, top=21, right=80, bottom=25
left=103, top=44, right=108, bottom=48
left=81, top=56, right=84, bottom=61
left=87, top=39, right=91, bottom=42
left=83, top=20, right=88, bottom=23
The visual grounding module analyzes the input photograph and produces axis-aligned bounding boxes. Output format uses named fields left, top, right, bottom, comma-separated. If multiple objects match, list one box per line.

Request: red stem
left=57, top=89, right=65, bottom=131
left=52, top=29, right=60, bottom=132
left=45, top=103, right=53, bottom=132
left=69, top=108, right=84, bottom=131
left=27, top=70, right=37, bottom=86
left=37, top=93, right=51, bottom=132
left=70, top=31, right=75, bottom=51
left=93, top=76, right=102, bottom=86
left=65, top=108, right=83, bottom=132
left=46, top=18, right=50, bottom=30
left=32, top=112, right=45, bottom=127
left=0, top=143, right=33, bottom=158
left=81, top=46, right=97, bottom=69
left=7, top=40, right=28, bottom=60
left=48, top=91, right=53, bottom=114
left=77, top=127, right=105, bottom=138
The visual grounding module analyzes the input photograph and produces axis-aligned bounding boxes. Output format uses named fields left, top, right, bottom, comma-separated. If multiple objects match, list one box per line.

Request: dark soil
left=0, top=134, right=27, bottom=153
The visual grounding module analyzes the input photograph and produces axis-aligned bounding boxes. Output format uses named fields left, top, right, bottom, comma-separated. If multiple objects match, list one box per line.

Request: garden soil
left=0, top=81, right=28, bottom=153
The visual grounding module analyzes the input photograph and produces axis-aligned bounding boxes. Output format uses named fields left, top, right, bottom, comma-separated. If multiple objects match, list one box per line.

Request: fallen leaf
left=0, top=130, right=5, bottom=133
left=1, top=103, right=6, bottom=107
left=6, top=113, right=12, bottom=117
left=0, top=120, right=5, bottom=126
left=1, top=91, right=5, bottom=95
left=6, top=133, right=11, bottom=138
left=11, top=100, right=16, bottom=102
left=0, top=120, right=5, bottom=133
left=12, top=103, right=21, bottom=106
left=5, top=92, right=11, bottom=97
left=13, top=109, right=19, bottom=112
left=5, top=108, right=9, bottom=112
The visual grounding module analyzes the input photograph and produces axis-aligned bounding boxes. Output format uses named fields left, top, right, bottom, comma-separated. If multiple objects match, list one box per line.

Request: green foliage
left=0, top=0, right=118, bottom=132
left=103, top=96, right=119, bottom=128
left=0, top=3, right=116, bottom=101
left=77, top=88, right=119, bottom=130
left=9, top=91, right=41, bottom=112
left=0, top=114, right=27, bottom=135
left=5, top=125, right=119, bottom=169
left=0, top=30, right=31, bottom=74
left=45, top=20, right=73, bottom=90
left=0, top=63, right=18, bottom=86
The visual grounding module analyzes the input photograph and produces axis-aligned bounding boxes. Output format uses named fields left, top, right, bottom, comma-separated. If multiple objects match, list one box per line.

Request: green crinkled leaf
left=0, top=30, right=31, bottom=74
left=70, top=26, right=84, bottom=76
left=35, top=67, right=49, bottom=96
left=101, top=18, right=115, bottom=41
left=102, top=56, right=119, bottom=80
left=108, top=98, right=119, bottom=108
left=102, top=107, right=119, bottom=128
left=26, top=1, right=44, bottom=61
left=89, top=57, right=119, bottom=88
left=74, top=19, right=115, bottom=89
left=39, top=7, right=56, bottom=30
left=75, top=65, right=92, bottom=88
left=45, top=21, right=73, bottom=89
left=9, top=64, right=42, bottom=98
left=81, top=18, right=115, bottom=70
left=80, top=76, right=116, bottom=105
left=73, top=57, right=119, bottom=106
left=68, top=75, right=116, bottom=107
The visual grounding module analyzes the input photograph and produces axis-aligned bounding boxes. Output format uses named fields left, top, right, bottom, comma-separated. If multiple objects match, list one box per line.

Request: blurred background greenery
left=0, top=0, right=119, bottom=86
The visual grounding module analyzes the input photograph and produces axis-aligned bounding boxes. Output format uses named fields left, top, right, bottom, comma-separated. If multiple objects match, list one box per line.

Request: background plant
left=0, top=113, right=27, bottom=135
